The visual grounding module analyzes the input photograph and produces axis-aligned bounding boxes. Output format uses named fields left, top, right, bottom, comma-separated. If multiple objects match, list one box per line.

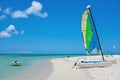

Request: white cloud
left=12, top=1, right=48, bottom=18
left=34, top=12, right=48, bottom=18
left=4, top=8, right=11, bottom=14
left=0, top=15, right=6, bottom=20
left=6, top=25, right=16, bottom=32
left=0, top=31, right=11, bottom=38
left=26, top=1, right=48, bottom=18
left=12, top=10, right=28, bottom=18
left=0, top=24, right=24, bottom=39
left=0, top=1, right=48, bottom=19
left=26, top=1, right=42, bottom=14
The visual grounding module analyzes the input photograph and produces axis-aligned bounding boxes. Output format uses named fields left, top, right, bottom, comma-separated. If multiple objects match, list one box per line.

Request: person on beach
left=74, top=60, right=84, bottom=66
left=81, top=60, right=84, bottom=63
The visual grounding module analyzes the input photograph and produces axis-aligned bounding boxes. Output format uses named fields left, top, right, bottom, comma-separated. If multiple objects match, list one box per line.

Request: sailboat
left=74, top=5, right=116, bottom=68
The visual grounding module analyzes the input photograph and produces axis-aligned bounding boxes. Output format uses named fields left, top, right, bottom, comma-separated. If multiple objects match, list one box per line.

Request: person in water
left=14, top=60, right=18, bottom=63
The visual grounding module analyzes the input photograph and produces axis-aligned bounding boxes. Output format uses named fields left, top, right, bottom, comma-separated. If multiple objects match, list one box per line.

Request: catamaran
left=74, top=5, right=116, bottom=68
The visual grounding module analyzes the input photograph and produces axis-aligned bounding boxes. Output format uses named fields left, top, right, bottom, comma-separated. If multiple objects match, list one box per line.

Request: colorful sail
left=81, top=9, right=101, bottom=55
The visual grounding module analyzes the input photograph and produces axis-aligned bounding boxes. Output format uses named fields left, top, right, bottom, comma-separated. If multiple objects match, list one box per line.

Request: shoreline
left=3, top=55, right=120, bottom=80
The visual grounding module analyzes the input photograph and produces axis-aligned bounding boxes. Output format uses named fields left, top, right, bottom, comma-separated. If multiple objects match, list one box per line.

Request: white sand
left=4, top=55, right=120, bottom=80
left=46, top=55, right=120, bottom=80
left=45, top=58, right=93, bottom=80
left=88, top=55, right=120, bottom=80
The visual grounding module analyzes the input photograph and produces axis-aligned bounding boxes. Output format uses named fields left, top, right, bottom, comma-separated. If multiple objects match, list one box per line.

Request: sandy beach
left=4, top=55, right=120, bottom=80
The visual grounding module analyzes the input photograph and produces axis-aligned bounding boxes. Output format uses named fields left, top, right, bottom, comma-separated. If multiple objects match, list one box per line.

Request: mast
left=86, top=5, right=105, bottom=61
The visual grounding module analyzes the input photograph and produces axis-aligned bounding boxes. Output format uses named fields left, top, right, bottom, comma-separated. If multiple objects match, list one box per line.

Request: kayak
left=11, top=61, right=21, bottom=66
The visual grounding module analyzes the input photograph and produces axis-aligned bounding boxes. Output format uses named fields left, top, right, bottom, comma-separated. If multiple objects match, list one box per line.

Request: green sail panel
left=86, top=16, right=93, bottom=50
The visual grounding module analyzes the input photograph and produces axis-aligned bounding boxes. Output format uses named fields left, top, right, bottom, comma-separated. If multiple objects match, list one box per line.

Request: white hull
left=75, top=60, right=115, bottom=68
left=11, top=62, right=21, bottom=66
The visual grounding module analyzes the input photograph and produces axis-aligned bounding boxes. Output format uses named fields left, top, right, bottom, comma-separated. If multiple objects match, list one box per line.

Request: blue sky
left=0, top=0, right=120, bottom=54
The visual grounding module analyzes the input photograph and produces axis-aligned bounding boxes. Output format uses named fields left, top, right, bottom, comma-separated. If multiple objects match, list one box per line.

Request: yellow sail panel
left=81, top=10, right=88, bottom=49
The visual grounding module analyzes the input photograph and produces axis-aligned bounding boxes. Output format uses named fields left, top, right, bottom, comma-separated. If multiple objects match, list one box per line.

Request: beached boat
left=75, top=60, right=113, bottom=68
left=11, top=60, right=21, bottom=66
left=74, top=5, right=116, bottom=68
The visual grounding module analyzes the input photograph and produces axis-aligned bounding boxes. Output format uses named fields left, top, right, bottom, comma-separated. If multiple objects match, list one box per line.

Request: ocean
left=0, top=54, right=81, bottom=80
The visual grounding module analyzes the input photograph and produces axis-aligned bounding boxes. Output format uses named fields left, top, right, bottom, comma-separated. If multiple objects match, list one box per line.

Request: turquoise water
left=0, top=54, right=81, bottom=80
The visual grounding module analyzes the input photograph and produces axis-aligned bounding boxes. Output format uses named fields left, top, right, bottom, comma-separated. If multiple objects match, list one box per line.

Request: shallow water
left=0, top=54, right=81, bottom=80
left=0, top=55, right=41, bottom=79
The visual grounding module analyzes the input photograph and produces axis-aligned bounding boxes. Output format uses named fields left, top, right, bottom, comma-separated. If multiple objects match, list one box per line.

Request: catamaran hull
left=75, top=61, right=114, bottom=68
